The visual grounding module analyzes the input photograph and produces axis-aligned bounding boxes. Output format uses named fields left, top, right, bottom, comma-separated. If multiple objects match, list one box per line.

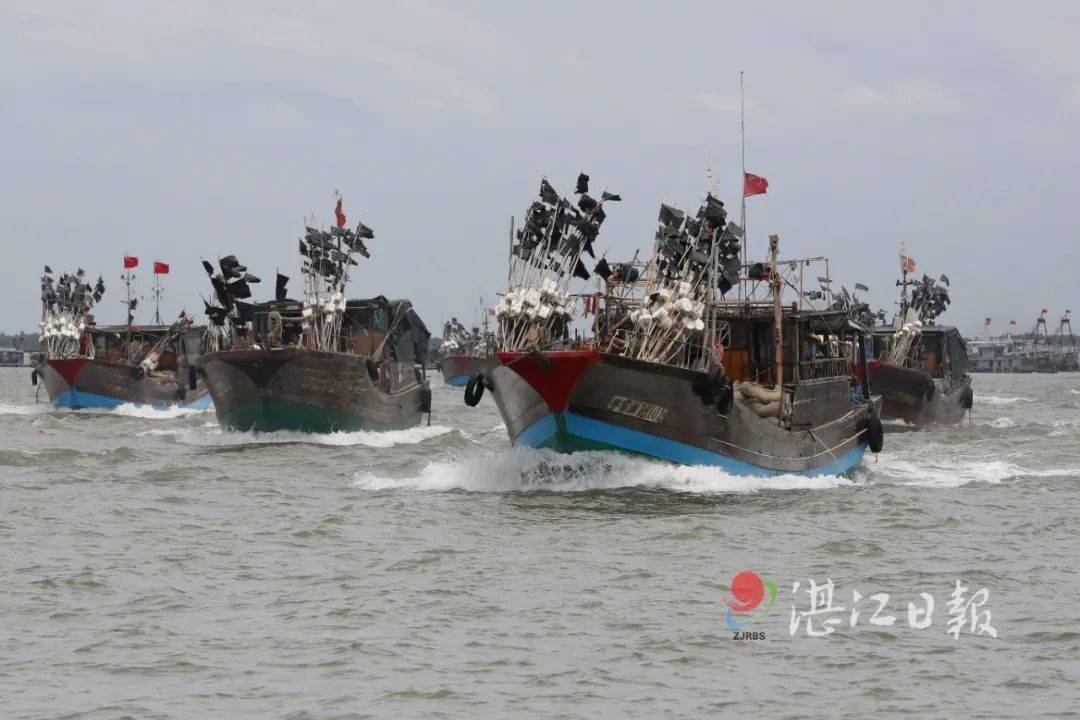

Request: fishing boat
left=867, top=257, right=972, bottom=426
left=195, top=199, right=432, bottom=432
left=464, top=175, right=883, bottom=475
left=439, top=311, right=495, bottom=386
left=32, top=261, right=210, bottom=410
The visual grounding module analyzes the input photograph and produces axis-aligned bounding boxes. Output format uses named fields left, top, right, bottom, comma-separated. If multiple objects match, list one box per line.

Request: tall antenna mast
left=152, top=272, right=163, bottom=324
left=740, top=70, right=747, bottom=301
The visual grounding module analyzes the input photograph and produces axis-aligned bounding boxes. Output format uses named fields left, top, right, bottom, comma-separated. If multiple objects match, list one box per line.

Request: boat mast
left=152, top=272, right=163, bottom=324
left=124, top=257, right=133, bottom=361
left=740, top=70, right=747, bottom=302
left=770, top=234, right=782, bottom=390
left=508, top=215, right=514, bottom=286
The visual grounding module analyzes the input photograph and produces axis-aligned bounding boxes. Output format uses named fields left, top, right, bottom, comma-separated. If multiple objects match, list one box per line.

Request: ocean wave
left=989, top=417, right=1017, bottom=429
left=353, top=448, right=857, bottom=494
left=113, top=403, right=211, bottom=420
left=975, top=395, right=1033, bottom=405
left=869, top=455, right=1080, bottom=487
left=144, top=424, right=455, bottom=448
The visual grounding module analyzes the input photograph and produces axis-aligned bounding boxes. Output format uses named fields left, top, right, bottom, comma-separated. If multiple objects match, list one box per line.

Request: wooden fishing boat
left=439, top=313, right=495, bottom=386
left=440, top=354, right=487, bottom=387
left=33, top=263, right=209, bottom=410
left=198, top=298, right=430, bottom=432
left=35, top=324, right=209, bottom=409
left=867, top=258, right=972, bottom=427
left=195, top=200, right=431, bottom=433
left=465, top=176, right=882, bottom=475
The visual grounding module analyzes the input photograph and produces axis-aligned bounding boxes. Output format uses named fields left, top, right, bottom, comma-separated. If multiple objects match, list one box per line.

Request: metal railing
left=798, top=357, right=849, bottom=380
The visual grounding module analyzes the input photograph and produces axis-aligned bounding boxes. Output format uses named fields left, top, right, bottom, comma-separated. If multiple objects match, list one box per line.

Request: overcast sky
left=3, top=1, right=1078, bottom=337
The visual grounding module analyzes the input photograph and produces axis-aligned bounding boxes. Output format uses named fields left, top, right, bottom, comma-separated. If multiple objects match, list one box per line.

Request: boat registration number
left=607, top=395, right=668, bottom=423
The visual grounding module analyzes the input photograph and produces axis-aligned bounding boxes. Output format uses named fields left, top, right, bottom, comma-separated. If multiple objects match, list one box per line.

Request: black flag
left=539, top=179, right=559, bottom=205
left=573, top=259, right=591, bottom=280
left=275, top=273, right=288, bottom=301
left=594, top=258, right=612, bottom=280
left=601, top=191, right=621, bottom=202
left=575, top=173, right=589, bottom=194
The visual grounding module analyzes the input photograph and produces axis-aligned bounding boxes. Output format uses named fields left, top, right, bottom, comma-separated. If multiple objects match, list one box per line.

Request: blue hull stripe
left=513, top=410, right=865, bottom=477
left=51, top=388, right=213, bottom=411
left=444, top=375, right=470, bottom=387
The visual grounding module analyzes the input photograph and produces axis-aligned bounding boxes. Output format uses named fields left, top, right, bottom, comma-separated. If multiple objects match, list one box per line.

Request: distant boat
left=32, top=263, right=210, bottom=410
left=439, top=307, right=495, bottom=387
left=867, top=262, right=972, bottom=426
left=195, top=201, right=432, bottom=433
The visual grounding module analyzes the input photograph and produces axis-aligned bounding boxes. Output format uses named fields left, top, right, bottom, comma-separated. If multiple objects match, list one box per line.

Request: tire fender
left=464, top=374, right=485, bottom=407
left=866, top=414, right=884, bottom=453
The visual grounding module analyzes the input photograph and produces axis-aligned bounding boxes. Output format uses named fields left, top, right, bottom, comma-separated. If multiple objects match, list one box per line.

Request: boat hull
left=485, top=351, right=873, bottom=476
left=440, top=355, right=486, bottom=387
left=197, top=348, right=429, bottom=433
left=867, top=361, right=971, bottom=427
left=35, top=358, right=210, bottom=410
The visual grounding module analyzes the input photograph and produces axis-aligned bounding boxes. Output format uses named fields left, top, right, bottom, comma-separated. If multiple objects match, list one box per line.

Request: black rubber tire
left=366, top=358, right=379, bottom=382
left=960, top=386, right=973, bottom=409
left=715, top=382, right=734, bottom=414
left=188, top=365, right=198, bottom=390
left=30, top=369, right=37, bottom=386
left=464, top=374, right=485, bottom=407
left=867, top=415, right=884, bottom=453
left=925, top=382, right=936, bottom=401
left=420, top=386, right=433, bottom=414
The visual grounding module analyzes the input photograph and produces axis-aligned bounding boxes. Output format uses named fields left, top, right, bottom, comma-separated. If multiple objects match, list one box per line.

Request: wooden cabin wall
left=719, top=319, right=795, bottom=385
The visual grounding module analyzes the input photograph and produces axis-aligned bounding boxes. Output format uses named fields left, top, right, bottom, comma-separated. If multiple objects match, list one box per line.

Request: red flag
left=743, top=172, right=769, bottom=197
left=1042, top=308, right=1048, bottom=315
left=153, top=261, right=170, bottom=274
left=900, top=254, right=916, bottom=274
left=984, top=317, right=991, bottom=326
left=124, top=255, right=139, bottom=269
left=335, top=198, right=346, bottom=229
left=487, top=307, right=496, bottom=317
left=1010, top=320, right=1017, bottom=325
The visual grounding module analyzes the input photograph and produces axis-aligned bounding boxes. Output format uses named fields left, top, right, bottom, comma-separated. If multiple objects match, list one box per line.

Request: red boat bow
left=497, top=350, right=601, bottom=412
left=47, top=357, right=88, bottom=387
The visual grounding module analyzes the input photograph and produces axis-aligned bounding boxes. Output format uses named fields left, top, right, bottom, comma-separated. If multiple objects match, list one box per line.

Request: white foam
left=0, top=403, right=49, bottom=416
left=975, top=395, right=1032, bottom=405
left=869, top=454, right=1080, bottom=487
left=113, top=403, right=210, bottom=420
left=353, top=448, right=857, bottom=494
left=145, top=424, right=455, bottom=447
left=989, top=417, right=1016, bottom=429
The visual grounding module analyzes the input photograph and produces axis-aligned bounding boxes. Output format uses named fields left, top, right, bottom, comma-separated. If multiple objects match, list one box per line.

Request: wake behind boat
left=465, top=174, right=883, bottom=475
left=32, top=260, right=210, bottom=410
left=195, top=199, right=432, bottom=433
